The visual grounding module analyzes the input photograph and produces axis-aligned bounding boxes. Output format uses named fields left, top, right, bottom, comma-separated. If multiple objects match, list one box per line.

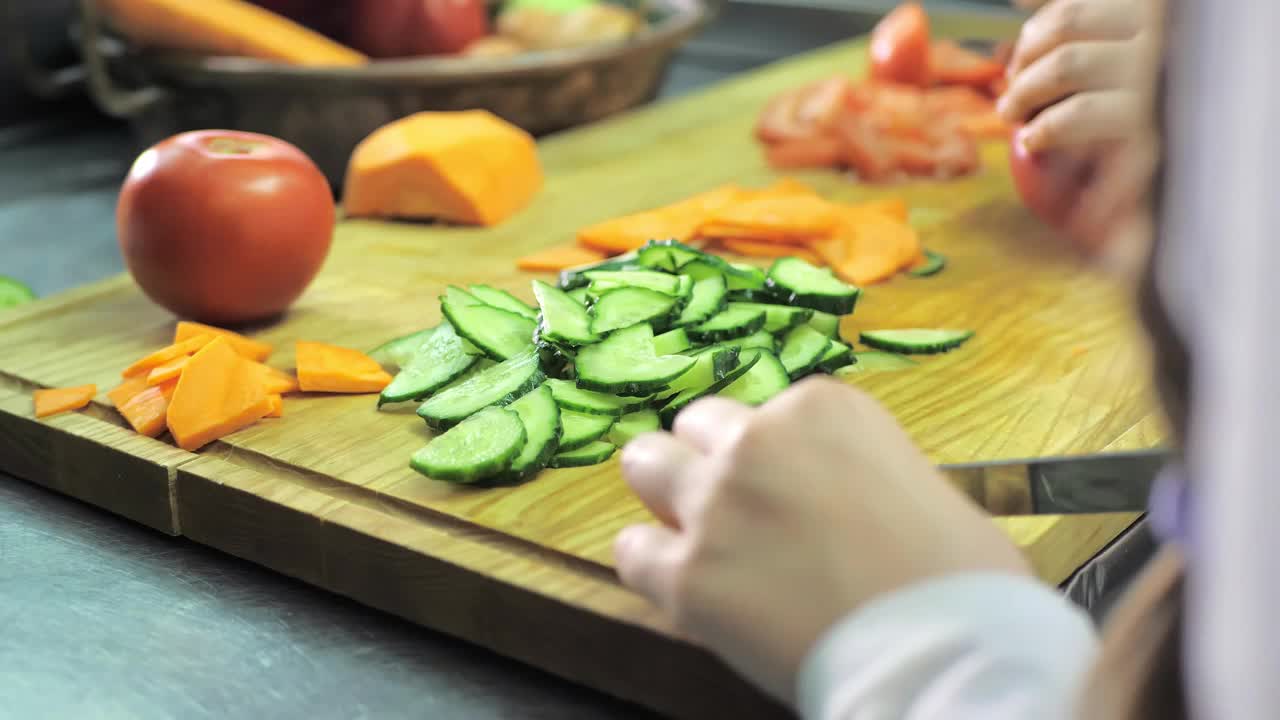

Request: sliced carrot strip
left=167, top=337, right=272, bottom=451
left=849, top=197, right=910, bottom=223
left=577, top=185, right=747, bottom=253
left=33, top=384, right=98, bottom=418
left=107, top=375, right=151, bottom=409
left=121, top=334, right=212, bottom=378
left=119, top=380, right=177, bottom=438
left=265, top=394, right=284, bottom=418
left=720, top=238, right=823, bottom=265
left=516, top=242, right=607, bottom=272
left=255, top=363, right=301, bottom=395
left=295, top=341, right=393, bottom=394
left=146, top=355, right=191, bottom=386
left=702, top=193, right=839, bottom=241
left=174, top=321, right=273, bottom=362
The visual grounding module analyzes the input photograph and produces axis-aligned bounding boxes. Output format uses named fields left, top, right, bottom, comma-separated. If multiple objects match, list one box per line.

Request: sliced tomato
left=835, top=116, right=897, bottom=182
left=932, top=133, right=980, bottom=178
left=923, top=85, right=993, bottom=115
left=765, top=135, right=845, bottom=170
left=755, top=77, right=856, bottom=143
left=869, top=2, right=931, bottom=87
left=929, top=40, right=1005, bottom=88
left=887, top=136, right=937, bottom=175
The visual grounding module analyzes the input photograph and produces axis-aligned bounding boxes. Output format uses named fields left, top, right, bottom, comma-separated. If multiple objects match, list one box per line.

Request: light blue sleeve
left=796, top=573, right=1099, bottom=720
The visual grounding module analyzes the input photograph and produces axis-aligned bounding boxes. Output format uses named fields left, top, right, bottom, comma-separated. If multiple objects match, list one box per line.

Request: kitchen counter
left=0, top=3, right=1153, bottom=718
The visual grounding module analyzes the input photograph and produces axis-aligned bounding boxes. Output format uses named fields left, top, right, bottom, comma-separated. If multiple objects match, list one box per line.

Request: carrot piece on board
left=343, top=110, right=542, bottom=227
left=255, top=364, right=300, bottom=395
left=118, top=379, right=178, bottom=438
left=764, top=137, right=844, bottom=171
left=33, top=384, right=98, bottom=419
left=814, top=208, right=922, bottom=286
left=699, top=193, right=840, bottom=243
left=265, top=394, right=284, bottom=418
left=146, top=355, right=190, bottom=386
left=516, top=242, right=607, bottom=272
left=174, top=321, right=273, bottom=362
left=720, top=238, right=823, bottom=265
left=167, top=337, right=272, bottom=451
left=107, top=375, right=151, bottom=409
left=849, top=197, right=910, bottom=223
left=576, top=185, right=747, bottom=253
left=121, top=334, right=213, bottom=378
left=295, top=341, right=393, bottom=394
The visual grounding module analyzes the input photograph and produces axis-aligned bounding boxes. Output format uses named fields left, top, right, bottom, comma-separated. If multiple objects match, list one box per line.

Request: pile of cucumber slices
left=370, top=241, right=973, bottom=485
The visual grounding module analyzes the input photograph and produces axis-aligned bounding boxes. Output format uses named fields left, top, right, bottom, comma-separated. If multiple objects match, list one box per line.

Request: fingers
left=614, top=522, right=684, bottom=608
left=621, top=432, right=701, bottom=527
left=997, top=41, right=1136, bottom=123
left=1018, top=90, right=1141, bottom=153
left=672, top=396, right=753, bottom=454
left=1008, top=0, right=1142, bottom=76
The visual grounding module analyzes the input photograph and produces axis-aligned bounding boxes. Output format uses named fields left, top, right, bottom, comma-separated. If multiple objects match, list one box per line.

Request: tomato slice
left=756, top=77, right=858, bottom=143
left=835, top=116, right=897, bottom=182
left=869, top=2, right=931, bottom=87
left=929, top=40, right=1005, bottom=88
left=764, top=136, right=845, bottom=170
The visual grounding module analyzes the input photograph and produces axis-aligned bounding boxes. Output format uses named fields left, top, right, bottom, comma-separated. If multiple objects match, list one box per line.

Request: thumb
left=614, top=523, right=685, bottom=610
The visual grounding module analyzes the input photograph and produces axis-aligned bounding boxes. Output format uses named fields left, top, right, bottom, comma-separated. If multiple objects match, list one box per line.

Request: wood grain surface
left=0, top=37, right=1160, bottom=719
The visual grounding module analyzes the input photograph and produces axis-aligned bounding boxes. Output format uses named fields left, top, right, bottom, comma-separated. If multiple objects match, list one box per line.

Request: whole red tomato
left=348, top=0, right=489, bottom=57
left=1008, top=126, right=1091, bottom=229
left=117, top=130, right=334, bottom=325
left=869, top=2, right=931, bottom=87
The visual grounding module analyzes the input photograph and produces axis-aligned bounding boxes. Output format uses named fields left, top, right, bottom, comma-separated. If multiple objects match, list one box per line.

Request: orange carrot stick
left=33, top=384, right=98, bottom=418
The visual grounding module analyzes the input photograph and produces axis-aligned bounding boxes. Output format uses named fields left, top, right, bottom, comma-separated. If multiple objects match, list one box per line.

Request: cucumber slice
left=589, top=287, right=678, bottom=336
left=557, top=251, right=641, bottom=290
left=657, top=347, right=740, bottom=400
left=859, top=329, right=974, bottom=354
left=498, top=384, right=562, bottom=481
left=584, top=270, right=683, bottom=296
left=442, top=298, right=536, bottom=361
left=549, top=440, right=617, bottom=468
left=417, top=348, right=544, bottom=430
left=727, top=263, right=768, bottom=291
left=575, top=324, right=697, bottom=395
left=567, top=286, right=591, bottom=305
left=653, top=328, right=692, bottom=355
left=469, top=284, right=538, bottom=320
left=0, top=276, right=36, bottom=309
left=607, top=409, right=660, bottom=447
left=779, top=324, right=832, bottom=379
left=687, top=304, right=767, bottom=343
left=837, top=351, right=918, bottom=373
left=443, top=285, right=483, bottom=307
left=766, top=257, right=860, bottom=314
left=816, top=340, right=854, bottom=372
left=658, top=351, right=761, bottom=428
left=635, top=239, right=705, bottom=273
left=726, top=288, right=781, bottom=303
left=718, top=329, right=777, bottom=353
left=370, top=328, right=438, bottom=369
left=671, top=274, right=728, bottom=328
left=559, top=410, right=615, bottom=451
left=410, top=406, right=526, bottom=483
left=719, top=350, right=791, bottom=406
left=379, top=323, right=482, bottom=406
left=908, top=249, right=947, bottom=277
left=533, top=280, right=599, bottom=346
left=547, top=378, right=637, bottom=416
left=732, top=302, right=815, bottom=334
left=807, top=311, right=841, bottom=339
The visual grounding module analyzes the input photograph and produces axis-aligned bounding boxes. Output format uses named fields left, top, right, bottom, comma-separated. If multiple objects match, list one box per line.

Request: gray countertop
left=0, top=3, right=1150, bottom=718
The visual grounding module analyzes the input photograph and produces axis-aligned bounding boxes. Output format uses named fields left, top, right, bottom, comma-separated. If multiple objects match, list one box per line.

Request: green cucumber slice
left=442, top=298, right=536, bottom=361
left=589, top=286, right=678, bottom=335
left=469, top=285, right=538, bottom=320
left=533, top=280, right=599, bottom=346
left=557, top=252, right=641, bottom=290
left=719, top=350, right=791, bottom=406
left=379, top=323, right=482, bottom=406
left=497, top=384, right=562, bottom=481
left=732, top=302, right=815, bottom=334
left=583, top=270, right=683, bottom=296
left=549, top=440, right=617, bottom=468
left=559, top=410, right=615, bottom=451
left=779, top=324, right=832, bottom=379
left=568, top=286, right=591, bottom=304
left=671, top=274, right=728, bottom=328
left=807, top=311, right=841, bottom=339
left=653, top=328, right=692, bottom=355
left=417, top=348, right=544, bottom=430
left=816, top=340, right=854, bottom=372
left=908, top=249, right=947, bottom=277
left=369, top=326, right=476, bottom=370
left=575, top=324, right=696, bottom=395
left=859, top=329, right=974, bottom=354
left=607, top=409, right=660, bottom=447
left=727, top=263, right=768, bottom=291
left=658, top=351, right=761, bottom=428
left=635, top=239, right=704, bottom=272
left=0, top=276, right=36, bottom=309
left=765, top=257, right=860, bottom=314
left=443, top=285, right=483, bottom=307
left=657, top=347, right=739, bottom=401
left=410, top=406, right=526, bottom=483
left=836, top=351, right=918, bottom=374
left=717, top=329, right=777, bottom=354
left=546, top=378, right=636, bottom=416
left=687, top=304, right=767, bottom=343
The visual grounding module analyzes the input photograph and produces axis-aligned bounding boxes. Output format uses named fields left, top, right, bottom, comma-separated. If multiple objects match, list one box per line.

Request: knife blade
left=938, top=448, right=1172, bottom=517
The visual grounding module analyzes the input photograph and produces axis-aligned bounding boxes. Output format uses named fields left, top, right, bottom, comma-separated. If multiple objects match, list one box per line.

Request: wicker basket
left=11, top=0, right=712, bottom=187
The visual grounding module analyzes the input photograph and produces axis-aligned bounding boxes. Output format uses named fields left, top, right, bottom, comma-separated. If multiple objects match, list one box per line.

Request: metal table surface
left=0, top=3, right=1152, bottom=718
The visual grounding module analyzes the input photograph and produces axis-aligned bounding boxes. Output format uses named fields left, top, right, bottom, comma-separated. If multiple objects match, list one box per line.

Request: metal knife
left=938, top=448, right=1173, bottom=517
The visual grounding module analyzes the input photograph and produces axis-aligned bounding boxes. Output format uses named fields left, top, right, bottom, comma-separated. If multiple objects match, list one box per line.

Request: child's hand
left=614, top=377, right=1029, bottom=703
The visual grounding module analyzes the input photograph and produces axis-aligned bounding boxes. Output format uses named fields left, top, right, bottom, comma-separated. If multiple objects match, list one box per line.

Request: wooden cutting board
left=0, top=38, right=1160, bottom=720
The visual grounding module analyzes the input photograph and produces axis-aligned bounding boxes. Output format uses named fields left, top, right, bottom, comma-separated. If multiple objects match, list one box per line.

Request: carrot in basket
left=167, top=337, right=272, bottom=451
left=33, top=385, right=98, bottom=419
left=295, top=341, right=393, bottom=394
left=516, top=242, right=607, bottom=272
